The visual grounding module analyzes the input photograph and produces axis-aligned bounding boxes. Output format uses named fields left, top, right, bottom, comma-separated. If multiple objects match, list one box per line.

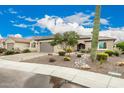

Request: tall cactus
left=91, top=5, right=101, bottom=62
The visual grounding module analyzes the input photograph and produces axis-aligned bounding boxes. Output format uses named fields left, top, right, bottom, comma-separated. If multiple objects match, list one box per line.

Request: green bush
left=104, top=50, right=114, bottom=56
left=22, top=49, right=31, bottom=53
left=58, top=51, right=66, bottom=56
left=113, top=51, right=119, bottom=56
left=49, top=57, right=56, bottom=62
left=87, top=48, right=91, bottom=53
left=116, top=42, right=124, bottom=51
left=80, top=49, right=86, bottom=53
left=65, top=47, right=73, bottom=53
left=4, top=50, right=15, bottom=55
left=0, top=48, right=6, bottom=53
left=97, top=53, right=108, bottom=64
left=77, top=54, right=82, bottom=58
left=64, top=56, right=71, bottom=61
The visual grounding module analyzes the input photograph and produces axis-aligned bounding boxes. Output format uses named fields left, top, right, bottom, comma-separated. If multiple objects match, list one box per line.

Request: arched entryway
left=77, top=43, right=85, bottom=51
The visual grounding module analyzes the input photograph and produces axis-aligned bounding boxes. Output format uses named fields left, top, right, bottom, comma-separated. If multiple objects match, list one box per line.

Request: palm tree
left=91, top=5, right=101, bottom=62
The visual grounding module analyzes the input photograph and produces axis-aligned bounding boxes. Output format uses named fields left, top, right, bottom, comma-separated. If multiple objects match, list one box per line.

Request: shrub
left=113, top=48, right=122, bottom=56
left=65, top=47, right=73, bottom=53
left=86, top=48, right=91, bottom=53
left=48, top=53, right=53, bottom=56
left=4, top=50, right=15, bottom=55
left=77, top=54, right=82, bottom=58
left=80, top=49, right=86, bottom=53
left=58, top=51, right=66, bottom=56
left=49, top=57, right=56, bottom=62
left=116, top=42, right=124, bottom=51
left=0, top=48, right=6, bottom=53
left=14, top=51, right=20, bottom=54
left=22, top=49, right=31, bottom=53
left=113, top=51, right=119, bottom=56
left=104, top=50, right=114, bottom=56
left=97, top=53, right=108, bottom=64
left=64, top=56, right=71, bottom=61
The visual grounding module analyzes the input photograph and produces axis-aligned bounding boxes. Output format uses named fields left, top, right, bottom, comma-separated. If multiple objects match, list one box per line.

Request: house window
left=31, top=42, right=36, bottom=48
left=98, top=41, right=106, bottom=49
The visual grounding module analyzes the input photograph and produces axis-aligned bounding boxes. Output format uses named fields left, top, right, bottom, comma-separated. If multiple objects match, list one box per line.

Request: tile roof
left=9, top=37, right=31, bottom=43
left=33, top=35, right=116, bottom=41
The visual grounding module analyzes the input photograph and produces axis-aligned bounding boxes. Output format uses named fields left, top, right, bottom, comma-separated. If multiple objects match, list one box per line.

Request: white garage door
left=40, top=42, right=54, bottom=53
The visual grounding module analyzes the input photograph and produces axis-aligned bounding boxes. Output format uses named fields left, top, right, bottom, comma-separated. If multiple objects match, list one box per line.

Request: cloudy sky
left=0, top=5, right=124, bottom=39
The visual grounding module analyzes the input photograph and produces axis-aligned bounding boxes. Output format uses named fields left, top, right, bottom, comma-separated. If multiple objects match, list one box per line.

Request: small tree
left=50, top=31, right=79, bottom=53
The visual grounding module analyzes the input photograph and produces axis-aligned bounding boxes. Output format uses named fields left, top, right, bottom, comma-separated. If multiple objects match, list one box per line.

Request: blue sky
left=0, top=5, right=124, bottom=38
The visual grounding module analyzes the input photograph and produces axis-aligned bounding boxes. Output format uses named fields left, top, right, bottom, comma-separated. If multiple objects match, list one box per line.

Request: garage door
left=7, top=43, right=14, bottom=50
left=40, top=42, right=54, bottom=52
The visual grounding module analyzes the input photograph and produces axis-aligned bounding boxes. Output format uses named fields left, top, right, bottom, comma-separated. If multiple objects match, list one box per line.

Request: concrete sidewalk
left=0, top=59, right=124, bottom=88
left=0, top=53, right=47, bottom=61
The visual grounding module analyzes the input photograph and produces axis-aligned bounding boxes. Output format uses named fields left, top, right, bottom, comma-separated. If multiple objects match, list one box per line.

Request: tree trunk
left=91, top=5, right=101, bottom=62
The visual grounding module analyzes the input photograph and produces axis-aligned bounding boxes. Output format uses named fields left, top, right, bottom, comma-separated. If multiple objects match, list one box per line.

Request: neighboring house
left=0, top=39, right=6, bottom=48
left=5, top=37, right=31, bottom=50
left=33, top=35, right=116, bottom=53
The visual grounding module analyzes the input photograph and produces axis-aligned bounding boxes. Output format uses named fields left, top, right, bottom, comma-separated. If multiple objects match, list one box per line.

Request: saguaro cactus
left=91, top=5, right=101, bottom=62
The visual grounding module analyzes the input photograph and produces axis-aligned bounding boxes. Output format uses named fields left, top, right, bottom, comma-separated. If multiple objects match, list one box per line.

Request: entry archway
left=77, top=43, right=85, bottom=51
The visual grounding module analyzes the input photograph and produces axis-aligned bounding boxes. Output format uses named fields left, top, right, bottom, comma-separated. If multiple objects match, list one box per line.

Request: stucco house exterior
left=5, top=37, right=31, bottom=51
left=32, top=35, right=116, bottom=53
left=5, top=35, right=116, bottom=53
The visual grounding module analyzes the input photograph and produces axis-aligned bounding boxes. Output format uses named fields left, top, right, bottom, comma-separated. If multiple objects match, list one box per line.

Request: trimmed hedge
left=116, top=42, right=124, bottom=51
left=4, top=50, right=15, bottom=55
left=104, top=50, right=114, bottom=56
left=65, top=47, right=73, bottom=53
left=58, top=51, right=66, bottom=56
left=64, top=56, right=71, bottom=61
left=113, top=51, right=119, bottom=56
left=22, top=49, right=31, bottom=53
left=49, top=57, right=56, bottom=62
left=0, top=48, right=6, bottom=53
left=77, top=54, right=82, bottom=58
left=97, top=53, right=108, bottom=63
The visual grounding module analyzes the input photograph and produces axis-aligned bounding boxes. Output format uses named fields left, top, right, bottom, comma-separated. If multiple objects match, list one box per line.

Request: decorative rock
left=116, top=62, right=124, bottom=66
left=80, top=64, right=91, bottom=69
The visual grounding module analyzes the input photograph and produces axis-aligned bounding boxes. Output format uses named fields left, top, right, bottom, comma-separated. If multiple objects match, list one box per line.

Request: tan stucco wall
left=85, top=40, right=114, bottom=51
left=14, top=43, right=29, bottom=50
left=36, top=38, right=115, bottom=53
left=5, top=38, right=30, bottom=50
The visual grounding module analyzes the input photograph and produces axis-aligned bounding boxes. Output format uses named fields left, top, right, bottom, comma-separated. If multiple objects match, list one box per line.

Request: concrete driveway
left=0, top=52, right=47, bottom=61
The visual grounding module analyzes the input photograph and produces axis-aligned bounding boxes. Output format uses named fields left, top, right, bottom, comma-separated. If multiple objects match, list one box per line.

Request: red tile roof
left=9, top=37, right=31, bottom=44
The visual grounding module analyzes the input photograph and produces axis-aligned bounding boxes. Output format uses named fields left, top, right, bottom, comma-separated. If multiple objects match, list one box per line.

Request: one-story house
left=32, top=35, right=116, bottom=53
left=5, top=37, right=31, bottom=51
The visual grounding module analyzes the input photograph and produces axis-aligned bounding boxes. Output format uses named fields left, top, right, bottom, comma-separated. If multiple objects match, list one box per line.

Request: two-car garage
left=39, top=42, right=54, bottom=53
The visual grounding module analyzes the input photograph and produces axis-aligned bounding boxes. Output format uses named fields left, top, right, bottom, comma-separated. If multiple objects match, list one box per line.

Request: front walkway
left=0, top=59, right=124, bottom=88
left=0, top=52, right=48, bottom=61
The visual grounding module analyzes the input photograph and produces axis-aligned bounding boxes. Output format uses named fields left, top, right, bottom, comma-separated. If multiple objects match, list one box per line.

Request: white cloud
left=8, top=8, right=17, bottom=14
left=0, top=34, right=3, bottom=39
left=37, top=14, right=93, bottom=35
left=10, top=20, right=15, bottom=23
left=17, top=15, right=26, bottom=19
left=64, top=12, right=93, bottom=26
left=13, top=24, right=28, bottom=28
left=8, top=34, right=22, bottom=38
left=100, top=18, right=109, bottom=25
left=17, top=15, right=38, bottom=22
left=25, top=17, right=39, bottom=22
